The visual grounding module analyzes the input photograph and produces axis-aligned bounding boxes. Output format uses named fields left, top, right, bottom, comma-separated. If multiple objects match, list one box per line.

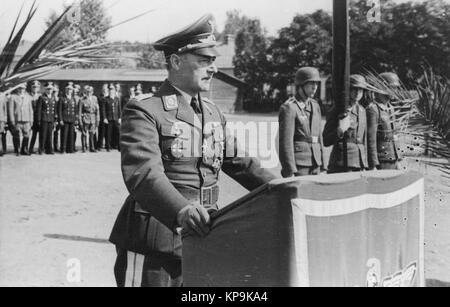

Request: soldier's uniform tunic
left=0, top=93, right=7, bottom=155
left=59, top=95, right=79, bottom=153
left=367, top=101, right=401, bottom=170
left=323, top=104, right=369, bottom=173
left=37, top=93, right=57, bottom=154
left=8, top=93, right=34, bottom=155
left=109, top=80, right=276, bottom=287
left=102, top=96, right=122, bottom=151
left=279, top=96, right=325, bottom=177
left=79, top=95, right=100, bottom=152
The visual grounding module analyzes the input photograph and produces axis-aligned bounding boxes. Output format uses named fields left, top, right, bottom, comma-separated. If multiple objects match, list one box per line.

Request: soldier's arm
left=219, top=111, right=277, bottom=191
left=366, top=105, right=379, bottom=169
left=322, top=109, right=341, bottom=147
left=278, top=103, right=298, bottom=178
left=317, top=104, right=327, bottom=170
left=121, top=101, right=192, bottom=230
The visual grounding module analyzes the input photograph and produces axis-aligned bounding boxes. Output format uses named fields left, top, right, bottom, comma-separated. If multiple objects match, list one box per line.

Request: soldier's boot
left=13, top=137, right=20, bottom=156
left=89, top=135, right=96, bottom=153
left=81, top=136, right=87, bottom=153
left=1, top=133, right=6, bottom=156
left=21, top=138, right=30, bottom=156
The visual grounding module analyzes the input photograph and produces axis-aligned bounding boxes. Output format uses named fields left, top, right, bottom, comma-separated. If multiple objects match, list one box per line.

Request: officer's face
left=178, top=53, right=218, bottom=93
left=350, top=88, right=364, bottom=102
left=302, top=82, right=319, bottom=98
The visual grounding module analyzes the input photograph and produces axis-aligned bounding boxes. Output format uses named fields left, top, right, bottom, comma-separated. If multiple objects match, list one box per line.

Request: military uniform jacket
left=37, top=94, right=57, bottom=123
left=8, top=94, right=34, bottom=124
left=366, top=101, right=401, bottom=168
left=279, top=96, right=324, bottom=177
left=59, top=96, right=79, bottom=123
left=109, top=80, right=276, bottom=257
left=102, top=96, right=122, bottom=121
left=0, top=93, right=7, bottom=123
left=323, top=104, right=369, bottom=169
left=79, top=96, right=100, bottom=125
left=31, top=94, right=41, bottom=123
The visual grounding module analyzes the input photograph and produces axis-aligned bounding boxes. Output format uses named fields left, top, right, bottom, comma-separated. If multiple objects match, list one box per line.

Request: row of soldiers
left=279, top=67, right=404, bottom=177
left=0, top=81, right=148, bottom=157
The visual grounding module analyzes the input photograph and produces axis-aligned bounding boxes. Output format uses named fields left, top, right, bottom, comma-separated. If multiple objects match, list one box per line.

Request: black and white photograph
left=0, top=0, right=449, bottom=290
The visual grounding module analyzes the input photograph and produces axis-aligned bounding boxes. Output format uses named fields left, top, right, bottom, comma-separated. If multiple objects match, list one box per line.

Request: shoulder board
left=136, top=93, right=154, bottom=102
left=201, top=96, right=215, bottom=105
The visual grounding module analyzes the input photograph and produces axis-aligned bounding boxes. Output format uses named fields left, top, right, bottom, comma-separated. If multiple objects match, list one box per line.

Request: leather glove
left=177, top=204, right=211, bottom=237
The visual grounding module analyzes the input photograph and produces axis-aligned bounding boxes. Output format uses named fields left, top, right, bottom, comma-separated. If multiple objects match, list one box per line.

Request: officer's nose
left=209, top=63, right=218, bottom=75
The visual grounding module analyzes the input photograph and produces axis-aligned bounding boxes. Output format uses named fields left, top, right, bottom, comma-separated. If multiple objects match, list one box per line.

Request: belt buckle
left=311, top=136, right=319, bottom=144
left=201, top=185, right=219, bottom=206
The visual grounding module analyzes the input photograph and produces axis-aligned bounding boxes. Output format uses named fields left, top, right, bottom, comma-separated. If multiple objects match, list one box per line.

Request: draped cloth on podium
left=182, top=171, right=425, bottom=287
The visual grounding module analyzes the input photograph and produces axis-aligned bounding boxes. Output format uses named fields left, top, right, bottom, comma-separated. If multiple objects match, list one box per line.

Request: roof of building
left=39, top=69, right=169, bottom=82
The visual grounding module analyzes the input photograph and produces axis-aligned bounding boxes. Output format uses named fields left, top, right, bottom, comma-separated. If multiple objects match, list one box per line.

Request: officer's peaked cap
left=154, top=14, right=220, bottom=58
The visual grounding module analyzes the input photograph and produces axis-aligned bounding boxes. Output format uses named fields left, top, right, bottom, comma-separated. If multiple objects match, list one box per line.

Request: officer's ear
left=168, top=54, right=182, bottom=71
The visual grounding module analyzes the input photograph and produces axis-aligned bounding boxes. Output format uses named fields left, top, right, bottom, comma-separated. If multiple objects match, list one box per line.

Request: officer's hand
left=118, top=119, right=122, bottom=125
left=338, top=115, right=351, bottom=133
left=60, top=121, right=64, bottom=126
left=177, top=205, right=211, bottom=237
left=104, top=119, right=109, bottom=125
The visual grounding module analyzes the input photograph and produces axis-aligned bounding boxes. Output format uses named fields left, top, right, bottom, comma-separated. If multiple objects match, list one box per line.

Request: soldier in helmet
left=109, top=14, right=276, bottom=287
left=279, top=67, right=325, bottom=177
left=29, top=81, right=41, bottom=154
left=323, top=75, right=370, bottom=173
left=367, top=72, right=403, bottom=170
left=79, top=85, right=100, bottom=153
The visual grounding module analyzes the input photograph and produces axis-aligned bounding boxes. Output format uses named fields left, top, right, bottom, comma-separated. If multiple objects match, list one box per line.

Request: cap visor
left=191, top=47, right=221, bottom=57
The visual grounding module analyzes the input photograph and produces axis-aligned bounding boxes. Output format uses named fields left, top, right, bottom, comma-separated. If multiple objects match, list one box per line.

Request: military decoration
left=163, top=95, right=179, bottom=111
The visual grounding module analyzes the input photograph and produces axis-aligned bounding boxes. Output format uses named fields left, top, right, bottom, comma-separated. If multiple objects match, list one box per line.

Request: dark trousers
left=39, top=121, right=55, bottom=154
left=97, top=122, right=105, bottom=149
left=62, top=123, right=75, bottom=153
left=29, top=127, right=39, bottom=153
left=1, top=132, right=6, bottom=155
left=106, top=121, right=120, bottom=151
left=114, top=248, right=182, bottom=287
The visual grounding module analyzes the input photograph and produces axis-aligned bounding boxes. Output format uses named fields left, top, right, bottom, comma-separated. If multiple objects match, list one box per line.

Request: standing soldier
left=135, top=83, right=143, bottom=96
left=109, top=14, right=276, bottom=287
left=8, top=83, right=34, bottom=156
left=29, top=81, right=41, bottom=154
left=73, top=84, right=81, bottom=152
left=0, top=91, right=8, bottom=156
left=79, top=85, right=100, bottom=153
left=323, top=75, right=370, bottom=173
left=37, top=83, right=57, bottom=155
left=122, top=86, right=135, bottom=109
left=367, top=72, right=403, bottom=170
left=59, top=84, right=78, bottom=154
left=103, top=84, right=122, bottom=152
left=52, top=84, right=62, bottom=153
left=279, top=67, right=325, bottom=177
left=97, top=85, right=109, bottom=151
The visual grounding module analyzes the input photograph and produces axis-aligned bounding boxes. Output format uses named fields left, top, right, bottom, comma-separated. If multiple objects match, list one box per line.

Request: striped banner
left=183, top=171, right=425, bottom=287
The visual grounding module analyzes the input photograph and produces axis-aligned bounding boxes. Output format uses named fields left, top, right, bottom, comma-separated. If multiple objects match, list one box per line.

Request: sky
left=0, top=0, right=447, bottom=45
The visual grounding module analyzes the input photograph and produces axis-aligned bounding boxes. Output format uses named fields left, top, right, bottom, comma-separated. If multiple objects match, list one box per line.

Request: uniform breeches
left=13, top=122, right=31, bottom=138
left=0, top=121, right=5, bottom=134
left=81, top=123, right=96, bottom=136
left=114, top=248, right=182, bottom=287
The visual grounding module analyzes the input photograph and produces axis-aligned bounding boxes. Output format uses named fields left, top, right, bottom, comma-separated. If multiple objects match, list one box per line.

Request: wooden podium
left=182, top=171, right=425, bottom=287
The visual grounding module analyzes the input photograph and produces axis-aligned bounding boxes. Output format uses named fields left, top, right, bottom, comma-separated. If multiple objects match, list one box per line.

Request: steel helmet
left=295, top=67, right=321, bottom=86
left=379, top=72, right=401, bottom=87
left=350, top=74, right=369, bottom=90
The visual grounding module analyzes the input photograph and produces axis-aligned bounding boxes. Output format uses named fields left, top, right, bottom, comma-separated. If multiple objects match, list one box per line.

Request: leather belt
left=294, top=136, right=319, bottom=144
left=177, top=185, right=220, bottom=208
